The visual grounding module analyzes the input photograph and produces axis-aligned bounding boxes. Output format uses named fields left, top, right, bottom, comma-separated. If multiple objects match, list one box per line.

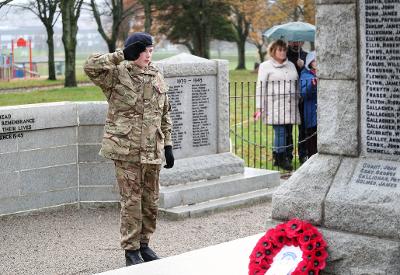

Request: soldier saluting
left=84, top=32, right=174, bottom=266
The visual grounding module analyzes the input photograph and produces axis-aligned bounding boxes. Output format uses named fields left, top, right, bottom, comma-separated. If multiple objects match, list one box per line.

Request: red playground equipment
left=0, top=37, right=39, bottom=81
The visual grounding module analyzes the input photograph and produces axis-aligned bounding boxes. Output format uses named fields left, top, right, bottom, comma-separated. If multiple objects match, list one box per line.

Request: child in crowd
left=300, top=51, right=318, bottom=158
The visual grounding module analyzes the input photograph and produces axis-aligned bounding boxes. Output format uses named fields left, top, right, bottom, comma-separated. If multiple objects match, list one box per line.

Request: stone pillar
left=270, top=0, right=400, bottom=273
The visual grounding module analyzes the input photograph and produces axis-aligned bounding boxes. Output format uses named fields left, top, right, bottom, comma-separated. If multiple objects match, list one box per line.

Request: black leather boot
left=140, top=243, right=161, bottom=262
left=125, top=249, right=144, bottom=266
left=275, top=153, right=293, bottom=171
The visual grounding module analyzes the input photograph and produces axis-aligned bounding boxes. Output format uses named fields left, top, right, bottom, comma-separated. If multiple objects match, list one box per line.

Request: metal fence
left=229, top=80, right=317, bottom=172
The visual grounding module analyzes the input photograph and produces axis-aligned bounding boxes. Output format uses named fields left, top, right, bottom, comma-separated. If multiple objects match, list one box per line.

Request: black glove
left=123, top=41, right=146, bottom=61
left=164, top=145, right=174, bottom=169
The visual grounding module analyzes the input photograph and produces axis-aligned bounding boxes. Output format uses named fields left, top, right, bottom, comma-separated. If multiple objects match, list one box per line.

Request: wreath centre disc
left=265, top=245, right=303, bottom=275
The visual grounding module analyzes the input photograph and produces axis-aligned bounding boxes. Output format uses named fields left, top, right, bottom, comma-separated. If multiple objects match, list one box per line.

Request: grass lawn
left=0, top=86, right=104, bottom=106
left=0, top=70, right=256, bottom=105
left=0, top=74, right=90, bottom=90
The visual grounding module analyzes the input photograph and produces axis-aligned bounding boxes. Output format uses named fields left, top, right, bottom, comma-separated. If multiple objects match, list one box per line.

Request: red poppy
left=284, top=237, right=295, bottom=246
left=314, top=248, right=328, bottom=261
left=294, top=260, right=313, bottom=274
left=298, top=230, right=313, bottom=246
left=248, top=263, right=266, bottom=275
left=259, top=238, right=273, bottom=250
left=312, top=258, right=326, bottom=269
left=249, top=248, right=264, bottom=262
left=292, top=237, right=300, bottom=247
left=275, top=223, right=287, bottom=233
left=263, top=245, right=278, bottom=261
left=270, top=231, right=287, bottom=248
left=302, top=251, right=315, bottom=262
left=286, top=218, right=305, bottom=237
left=311, top=237, right=327, bottom=249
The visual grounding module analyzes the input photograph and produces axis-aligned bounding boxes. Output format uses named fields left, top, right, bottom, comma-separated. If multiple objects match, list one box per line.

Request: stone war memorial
left=0, top=53, right=279, bottom=218
left=2, top=0, right=400, bottom=273
left=271, top=0, right=400, bottom=273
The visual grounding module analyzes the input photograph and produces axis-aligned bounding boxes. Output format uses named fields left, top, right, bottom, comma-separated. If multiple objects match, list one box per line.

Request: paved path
left=0, top=82, right=93, bottom=94
left=0, top=202, right=272, bottom=275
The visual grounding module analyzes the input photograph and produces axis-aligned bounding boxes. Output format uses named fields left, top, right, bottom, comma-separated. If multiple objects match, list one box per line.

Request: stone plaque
left=360, top=0, right=400, bottom=157
left=352, top=159, right=400, bottom=190
left=165, top=75, right=217, bottom=159
left=0, top=112, right=35, bottom=141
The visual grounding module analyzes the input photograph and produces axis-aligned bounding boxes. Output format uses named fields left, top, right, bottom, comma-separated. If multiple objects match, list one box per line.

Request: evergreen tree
left=156, top=0, right=236, bottom=59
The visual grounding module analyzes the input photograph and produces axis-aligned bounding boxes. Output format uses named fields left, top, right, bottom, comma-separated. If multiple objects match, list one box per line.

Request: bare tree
left=229, top=4, right=250, bottom=70
left=89, top=0, right=142, bottom=53
left=11, top=0, right=60, bottom=80
left=0, top=0, right=13, bottom=9
left=138, top=0, right=152, bottom=33
left=60, top=0, right=84, bottom=87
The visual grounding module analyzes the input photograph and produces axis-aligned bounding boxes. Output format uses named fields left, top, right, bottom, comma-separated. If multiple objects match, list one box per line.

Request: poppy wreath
left=249, top=218, right=328, bottom=275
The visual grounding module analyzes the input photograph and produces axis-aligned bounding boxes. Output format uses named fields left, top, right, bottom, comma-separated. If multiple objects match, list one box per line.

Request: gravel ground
left=0, top=202, right=272, bottom=275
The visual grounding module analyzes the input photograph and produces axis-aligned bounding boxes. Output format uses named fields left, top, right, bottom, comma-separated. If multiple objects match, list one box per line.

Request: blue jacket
left=300, top=68, right=317, bottom=128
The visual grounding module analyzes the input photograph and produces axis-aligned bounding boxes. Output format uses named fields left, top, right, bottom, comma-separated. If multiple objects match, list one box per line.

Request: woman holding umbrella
left=263, top=22, right=316, bottom=166
left=255, top=39, right=300, bottom=170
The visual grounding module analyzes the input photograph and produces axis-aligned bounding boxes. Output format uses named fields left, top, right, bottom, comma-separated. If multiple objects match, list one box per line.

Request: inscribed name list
left=164, top=75, right=217, bottom=159
left=352, top=159, right=400, bottom=189
left=361, top=0, right=400, bottom=156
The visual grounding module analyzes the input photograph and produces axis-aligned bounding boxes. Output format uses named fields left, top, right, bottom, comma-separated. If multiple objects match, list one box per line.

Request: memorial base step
left=159, top=186, right=278, bottom=219
left=159, top=152, right=245, bottom=186
left=159, top=167, right=280, bottom=209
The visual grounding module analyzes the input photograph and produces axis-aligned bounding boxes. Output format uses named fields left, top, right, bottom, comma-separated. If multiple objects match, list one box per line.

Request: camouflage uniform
left=84, top=49, right=172, bottom=250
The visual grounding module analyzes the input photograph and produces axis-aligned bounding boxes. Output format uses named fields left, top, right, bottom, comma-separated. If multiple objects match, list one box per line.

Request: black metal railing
left=229, top=80, right=317, bottom=172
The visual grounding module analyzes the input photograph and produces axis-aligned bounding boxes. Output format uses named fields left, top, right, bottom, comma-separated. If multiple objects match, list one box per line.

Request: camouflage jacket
left=84, top=49, right=172, bottom=164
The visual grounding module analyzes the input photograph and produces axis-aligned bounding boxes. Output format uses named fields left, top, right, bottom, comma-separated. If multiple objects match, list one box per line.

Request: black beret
left=124, top=32, right=153, bottom=48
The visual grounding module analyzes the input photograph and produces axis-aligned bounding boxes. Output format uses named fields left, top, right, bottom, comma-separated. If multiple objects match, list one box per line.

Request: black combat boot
left=125, top=249, right=144, bottom=266
left=140, top=243, right=161, bottom=262
left=275, top=153, right=293, bottom=171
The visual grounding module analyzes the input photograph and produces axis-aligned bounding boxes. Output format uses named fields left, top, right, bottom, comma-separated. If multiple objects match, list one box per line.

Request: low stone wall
left=0, top=100, right=244, bottom=216
left=0, top=102, right=120, bottom=215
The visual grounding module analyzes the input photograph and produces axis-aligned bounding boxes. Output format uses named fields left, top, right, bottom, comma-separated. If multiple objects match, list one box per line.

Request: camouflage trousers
left=114, top=160, right=161, bottom=250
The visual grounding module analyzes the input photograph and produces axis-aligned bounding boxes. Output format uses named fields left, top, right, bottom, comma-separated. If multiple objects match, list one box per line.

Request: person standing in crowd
left=84, top=32, right=174, bottom=266
left=255, top=39, right=300, bottom=170
left=287, top=41, right=308, bottom=164
left=300, top=51, right=318, bottom=158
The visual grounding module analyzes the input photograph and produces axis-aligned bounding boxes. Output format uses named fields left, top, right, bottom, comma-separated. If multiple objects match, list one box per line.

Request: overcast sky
left=0, top=1, right=97, bottom=30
